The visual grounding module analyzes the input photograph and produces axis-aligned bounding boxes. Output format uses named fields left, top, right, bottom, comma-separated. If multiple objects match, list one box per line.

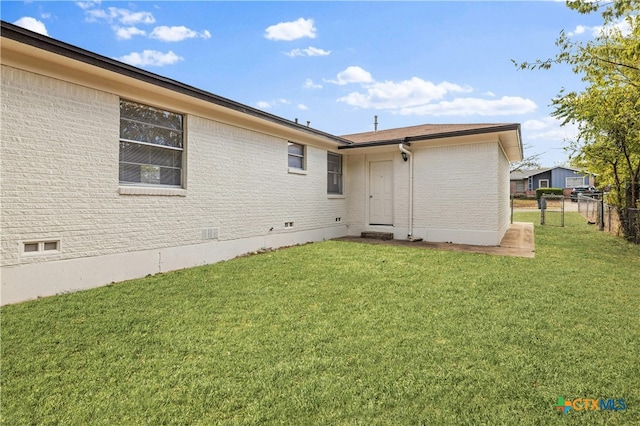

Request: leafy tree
left=514, top=0, right=640, bottom=240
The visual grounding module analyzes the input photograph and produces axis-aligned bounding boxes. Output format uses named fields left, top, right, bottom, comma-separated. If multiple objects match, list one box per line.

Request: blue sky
left=3, top=1, right=609, bottom=166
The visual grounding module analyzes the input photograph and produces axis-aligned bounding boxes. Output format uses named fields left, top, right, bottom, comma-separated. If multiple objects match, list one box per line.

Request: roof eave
left=0, top=21, right=352, bottom=147
left=340, top=124, right=523, bottom=161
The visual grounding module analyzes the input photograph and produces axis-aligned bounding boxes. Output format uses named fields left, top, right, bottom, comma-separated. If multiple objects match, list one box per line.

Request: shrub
left=536, top=187, right=563, bottom=199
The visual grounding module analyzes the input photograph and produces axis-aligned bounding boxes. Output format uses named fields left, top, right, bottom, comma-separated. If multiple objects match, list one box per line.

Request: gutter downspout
left=399, top=144, right=421, bottom=241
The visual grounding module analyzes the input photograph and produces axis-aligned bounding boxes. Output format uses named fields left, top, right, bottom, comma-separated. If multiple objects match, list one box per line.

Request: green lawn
left=1, top=212, right=639, bottom=425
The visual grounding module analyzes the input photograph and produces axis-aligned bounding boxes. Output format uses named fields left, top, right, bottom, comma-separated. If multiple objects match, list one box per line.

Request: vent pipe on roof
left=295, top=118, right=298, bottom=124
left=307, top=121, right=310, bottom=127
left=374, top=115, right=378, bottom=132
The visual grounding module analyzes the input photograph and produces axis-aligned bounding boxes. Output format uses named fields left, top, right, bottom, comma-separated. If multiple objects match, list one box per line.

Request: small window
left=119, top=100, right=184, bottom=187
left=515, top=181, right=525, bottom=192
left=288, top=142, right=305, bottom=170
left=538, top=179, right=549, bottom=188
left=566, top=177, right=584, bottom=188
left=327, top=152, right=343, bottom=195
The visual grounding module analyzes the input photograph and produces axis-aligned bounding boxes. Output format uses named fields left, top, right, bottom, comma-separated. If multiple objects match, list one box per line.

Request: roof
left=0, top=20, right=351, bottom=147
left=510, top=168, right=551, bottom=180
left=342, top=123, right=515, bottom=143
left=340, top=123, right=523, bottom=161
left=510, top=166, right=594, bottom=180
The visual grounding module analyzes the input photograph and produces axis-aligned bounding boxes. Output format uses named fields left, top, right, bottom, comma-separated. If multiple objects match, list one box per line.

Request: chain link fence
left=577, top=194, right=640, bottom=243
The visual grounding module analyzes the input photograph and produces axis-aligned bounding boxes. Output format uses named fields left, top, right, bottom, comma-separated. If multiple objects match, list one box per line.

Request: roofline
left=338, top=140, right=411, bottom=149
left=339, top=123, right=522, bottom=150
left=0, top=21, right=352, bottom=146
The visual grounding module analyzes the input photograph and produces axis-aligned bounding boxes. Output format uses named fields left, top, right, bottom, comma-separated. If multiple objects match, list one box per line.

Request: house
left=0, top=22, right=522, bottom=305
left=510, top=166, right=595, bottom=197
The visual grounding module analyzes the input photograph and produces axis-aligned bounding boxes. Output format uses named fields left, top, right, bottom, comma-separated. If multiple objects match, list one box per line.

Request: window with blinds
left=288, top=142, right=305, bottom=170
left=327, top=152, right=343, bottom=195
left=119, top=99, right=184, bottom=187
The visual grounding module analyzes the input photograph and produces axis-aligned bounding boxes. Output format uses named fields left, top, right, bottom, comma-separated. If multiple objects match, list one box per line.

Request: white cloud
left=327, top=66, right=374, bottom=85
left=78, top=3, right=211, bottom=43
left=568, top=19, right=631, bottom=37
left=304, top=79, right=323, bottom=89
left=523, top=118, right=550, bottom=131
left=396, top=96, right=537, bottom=116
left=150, top=26, right=211, bottom=42
left=256, top=101, right=273, bottom=109
left=298, top=104, right=309, bottom=110
left=114, top=26, right=146, bottom=40
left=84, top=6, right=155, bottom=25
left=523, top=117, right=579, bottom=141
left=484, top=91, right=496, bottom=97
left=338, top=77, right=473, bottom=109
left=521, top=117, right=581, bottom=164
left=255, top=99, right=291, bottom=109
left=265, top=18, right=316, bottom=41
left=333, top=69, right=535, bottom=117
left=75, top=1, right=101, bottom=10
left=13, top=17, right=49, bottom=36
left=568, top=25, right=588, bottom=37
left=117, top=50, right=183, bottom=67
left=285, top=46, right=331, bottom=57
left=112, top=8, right=155, bottom=25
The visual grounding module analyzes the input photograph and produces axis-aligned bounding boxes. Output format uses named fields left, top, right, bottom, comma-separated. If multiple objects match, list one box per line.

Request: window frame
left=327, top=152, right=344, bottom=195
left=566, top=176, right=585, bottom=188
left=538, top=179, right=549, bottom=188
left=119, top=99, right=185, bottom=188
left=287, top=142, right=306, bottom=173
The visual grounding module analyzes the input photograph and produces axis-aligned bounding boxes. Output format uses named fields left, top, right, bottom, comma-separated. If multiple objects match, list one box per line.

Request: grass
left=1, top=212, right=639, bottom=425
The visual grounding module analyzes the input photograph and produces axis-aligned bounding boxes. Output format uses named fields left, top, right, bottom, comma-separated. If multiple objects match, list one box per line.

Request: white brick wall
left=413, top=142, right=499, bottom=232
left=1, top=65, right=120, bottom=267
left=345, top=142, right=508, bottom=245
left=1, top=62, right=512, bottom=304
left=497, top=145, right=511, bottom=237
left=1, top=66, right=347, bottom=302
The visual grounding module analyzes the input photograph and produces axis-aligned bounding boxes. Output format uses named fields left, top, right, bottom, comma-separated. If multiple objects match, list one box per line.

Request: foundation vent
left=201, top=228, right=219, bottom=240
left=22, top=240, right=60, bottom=255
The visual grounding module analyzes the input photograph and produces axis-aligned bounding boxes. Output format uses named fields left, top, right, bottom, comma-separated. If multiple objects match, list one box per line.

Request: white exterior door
left=369, top=160, right=393, bottom=225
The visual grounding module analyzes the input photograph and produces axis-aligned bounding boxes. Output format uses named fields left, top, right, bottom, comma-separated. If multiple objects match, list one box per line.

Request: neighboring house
left=0, top=22, right=522, bottom=305
left=510, top=166, right=595, bottom=197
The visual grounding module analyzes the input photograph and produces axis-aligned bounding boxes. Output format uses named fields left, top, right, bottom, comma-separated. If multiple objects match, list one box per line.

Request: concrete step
left=360, top=231, right=394, bottom=240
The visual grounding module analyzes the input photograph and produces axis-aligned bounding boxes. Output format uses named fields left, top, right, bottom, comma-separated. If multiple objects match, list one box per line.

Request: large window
left=566, top=177, right=584, bottom=188
left=288, top=142, right=305, bottom=170
left=119, top=100, right=184, bottom=187
left=327, top=152, right=343, bottom=194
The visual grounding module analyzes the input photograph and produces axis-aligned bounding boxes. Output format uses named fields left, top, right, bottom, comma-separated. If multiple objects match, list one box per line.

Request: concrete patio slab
left=334, top=222, right=535, bottom=258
